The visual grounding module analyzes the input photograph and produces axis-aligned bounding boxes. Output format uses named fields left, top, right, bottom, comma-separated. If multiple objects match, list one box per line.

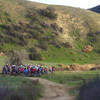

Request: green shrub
left=62, top=42, right=72, bottom=48
left=29, top=48, right=42, bottom=60
left=38, top=7, right=57, bottom=19
left=38, top=39, right=48, bottom=50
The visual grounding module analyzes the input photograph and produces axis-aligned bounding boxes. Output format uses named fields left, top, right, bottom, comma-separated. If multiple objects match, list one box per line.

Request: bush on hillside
left=38, top=39, right=48, bottom=50
left=51, top=23, right=59, bottom=31
left=26, top=8, right=39, bottom=21
left=31, top=31, right=42, bottom=39
left=29, top=48, right=42, bottom=60
left=1, top=24, right=27, bottom=46
left=40, top=22, right=50, bottom=28
left=18, top=36, right=27, bottom=46
left=79, top=78, right=100, bottom=100
left=88, top=31, right=100, bottom=43
left=62, top=42, right=72, bottom=48
left=51, top=40, right=61, bottom=48
left=38, top=7, right=57, bottom=19
left=0, top=24, right=10, bottom=30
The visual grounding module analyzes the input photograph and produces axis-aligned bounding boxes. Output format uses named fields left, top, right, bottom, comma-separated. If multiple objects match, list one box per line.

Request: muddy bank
left=57, top=64, right=100, bottom=71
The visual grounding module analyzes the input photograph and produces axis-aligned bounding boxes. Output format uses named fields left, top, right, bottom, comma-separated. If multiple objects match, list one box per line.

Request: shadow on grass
left=79, top=78, right=100, bottom=100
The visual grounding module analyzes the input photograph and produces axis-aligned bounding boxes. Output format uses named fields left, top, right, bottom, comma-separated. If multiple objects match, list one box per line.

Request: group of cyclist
left=2, top=64, right=55, bottom=77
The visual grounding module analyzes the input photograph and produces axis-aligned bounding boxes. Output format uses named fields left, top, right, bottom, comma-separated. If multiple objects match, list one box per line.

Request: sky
left=28, top=0, right=100, bottom=9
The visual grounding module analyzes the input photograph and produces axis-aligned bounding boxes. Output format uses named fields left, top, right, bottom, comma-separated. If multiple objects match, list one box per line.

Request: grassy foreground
left=0, top=75, right=42, bottom=100
left=42, top=71, right=100, bottom=86
left=42, top=71, right=100, bottom=96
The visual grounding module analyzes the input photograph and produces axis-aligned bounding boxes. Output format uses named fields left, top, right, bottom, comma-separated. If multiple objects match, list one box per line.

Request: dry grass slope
left=0, top=0, right=100, bottom=63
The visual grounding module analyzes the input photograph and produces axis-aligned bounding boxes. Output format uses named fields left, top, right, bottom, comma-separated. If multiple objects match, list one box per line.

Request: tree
left=7, top=50, right=23, bottom=65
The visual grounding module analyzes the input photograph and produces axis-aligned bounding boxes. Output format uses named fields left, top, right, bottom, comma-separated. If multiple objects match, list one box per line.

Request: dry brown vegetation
left=57, top=64, right=100, bottom=71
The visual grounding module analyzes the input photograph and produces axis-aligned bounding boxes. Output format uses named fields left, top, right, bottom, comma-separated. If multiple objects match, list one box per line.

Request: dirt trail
left=29, top=77, right=75, bottom=100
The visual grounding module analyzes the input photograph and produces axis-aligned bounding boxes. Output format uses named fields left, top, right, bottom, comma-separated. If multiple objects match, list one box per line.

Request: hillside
left=89, top=5, right=100, bottom=13
left=0, top=0, right=100, bottom=64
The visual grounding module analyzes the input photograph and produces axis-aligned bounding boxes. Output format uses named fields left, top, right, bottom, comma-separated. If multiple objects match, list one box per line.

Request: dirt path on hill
left=29, top=77, right=76, bottom=100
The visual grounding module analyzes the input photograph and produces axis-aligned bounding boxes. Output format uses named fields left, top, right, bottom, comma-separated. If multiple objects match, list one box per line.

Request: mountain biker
left=25, top=68, right=28, bottom=76
left=2, top=65, right=6, bottom=74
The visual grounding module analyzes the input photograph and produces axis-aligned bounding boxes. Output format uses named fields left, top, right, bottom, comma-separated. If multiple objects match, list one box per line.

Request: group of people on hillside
left=2, top=64, right=55, bottom=77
